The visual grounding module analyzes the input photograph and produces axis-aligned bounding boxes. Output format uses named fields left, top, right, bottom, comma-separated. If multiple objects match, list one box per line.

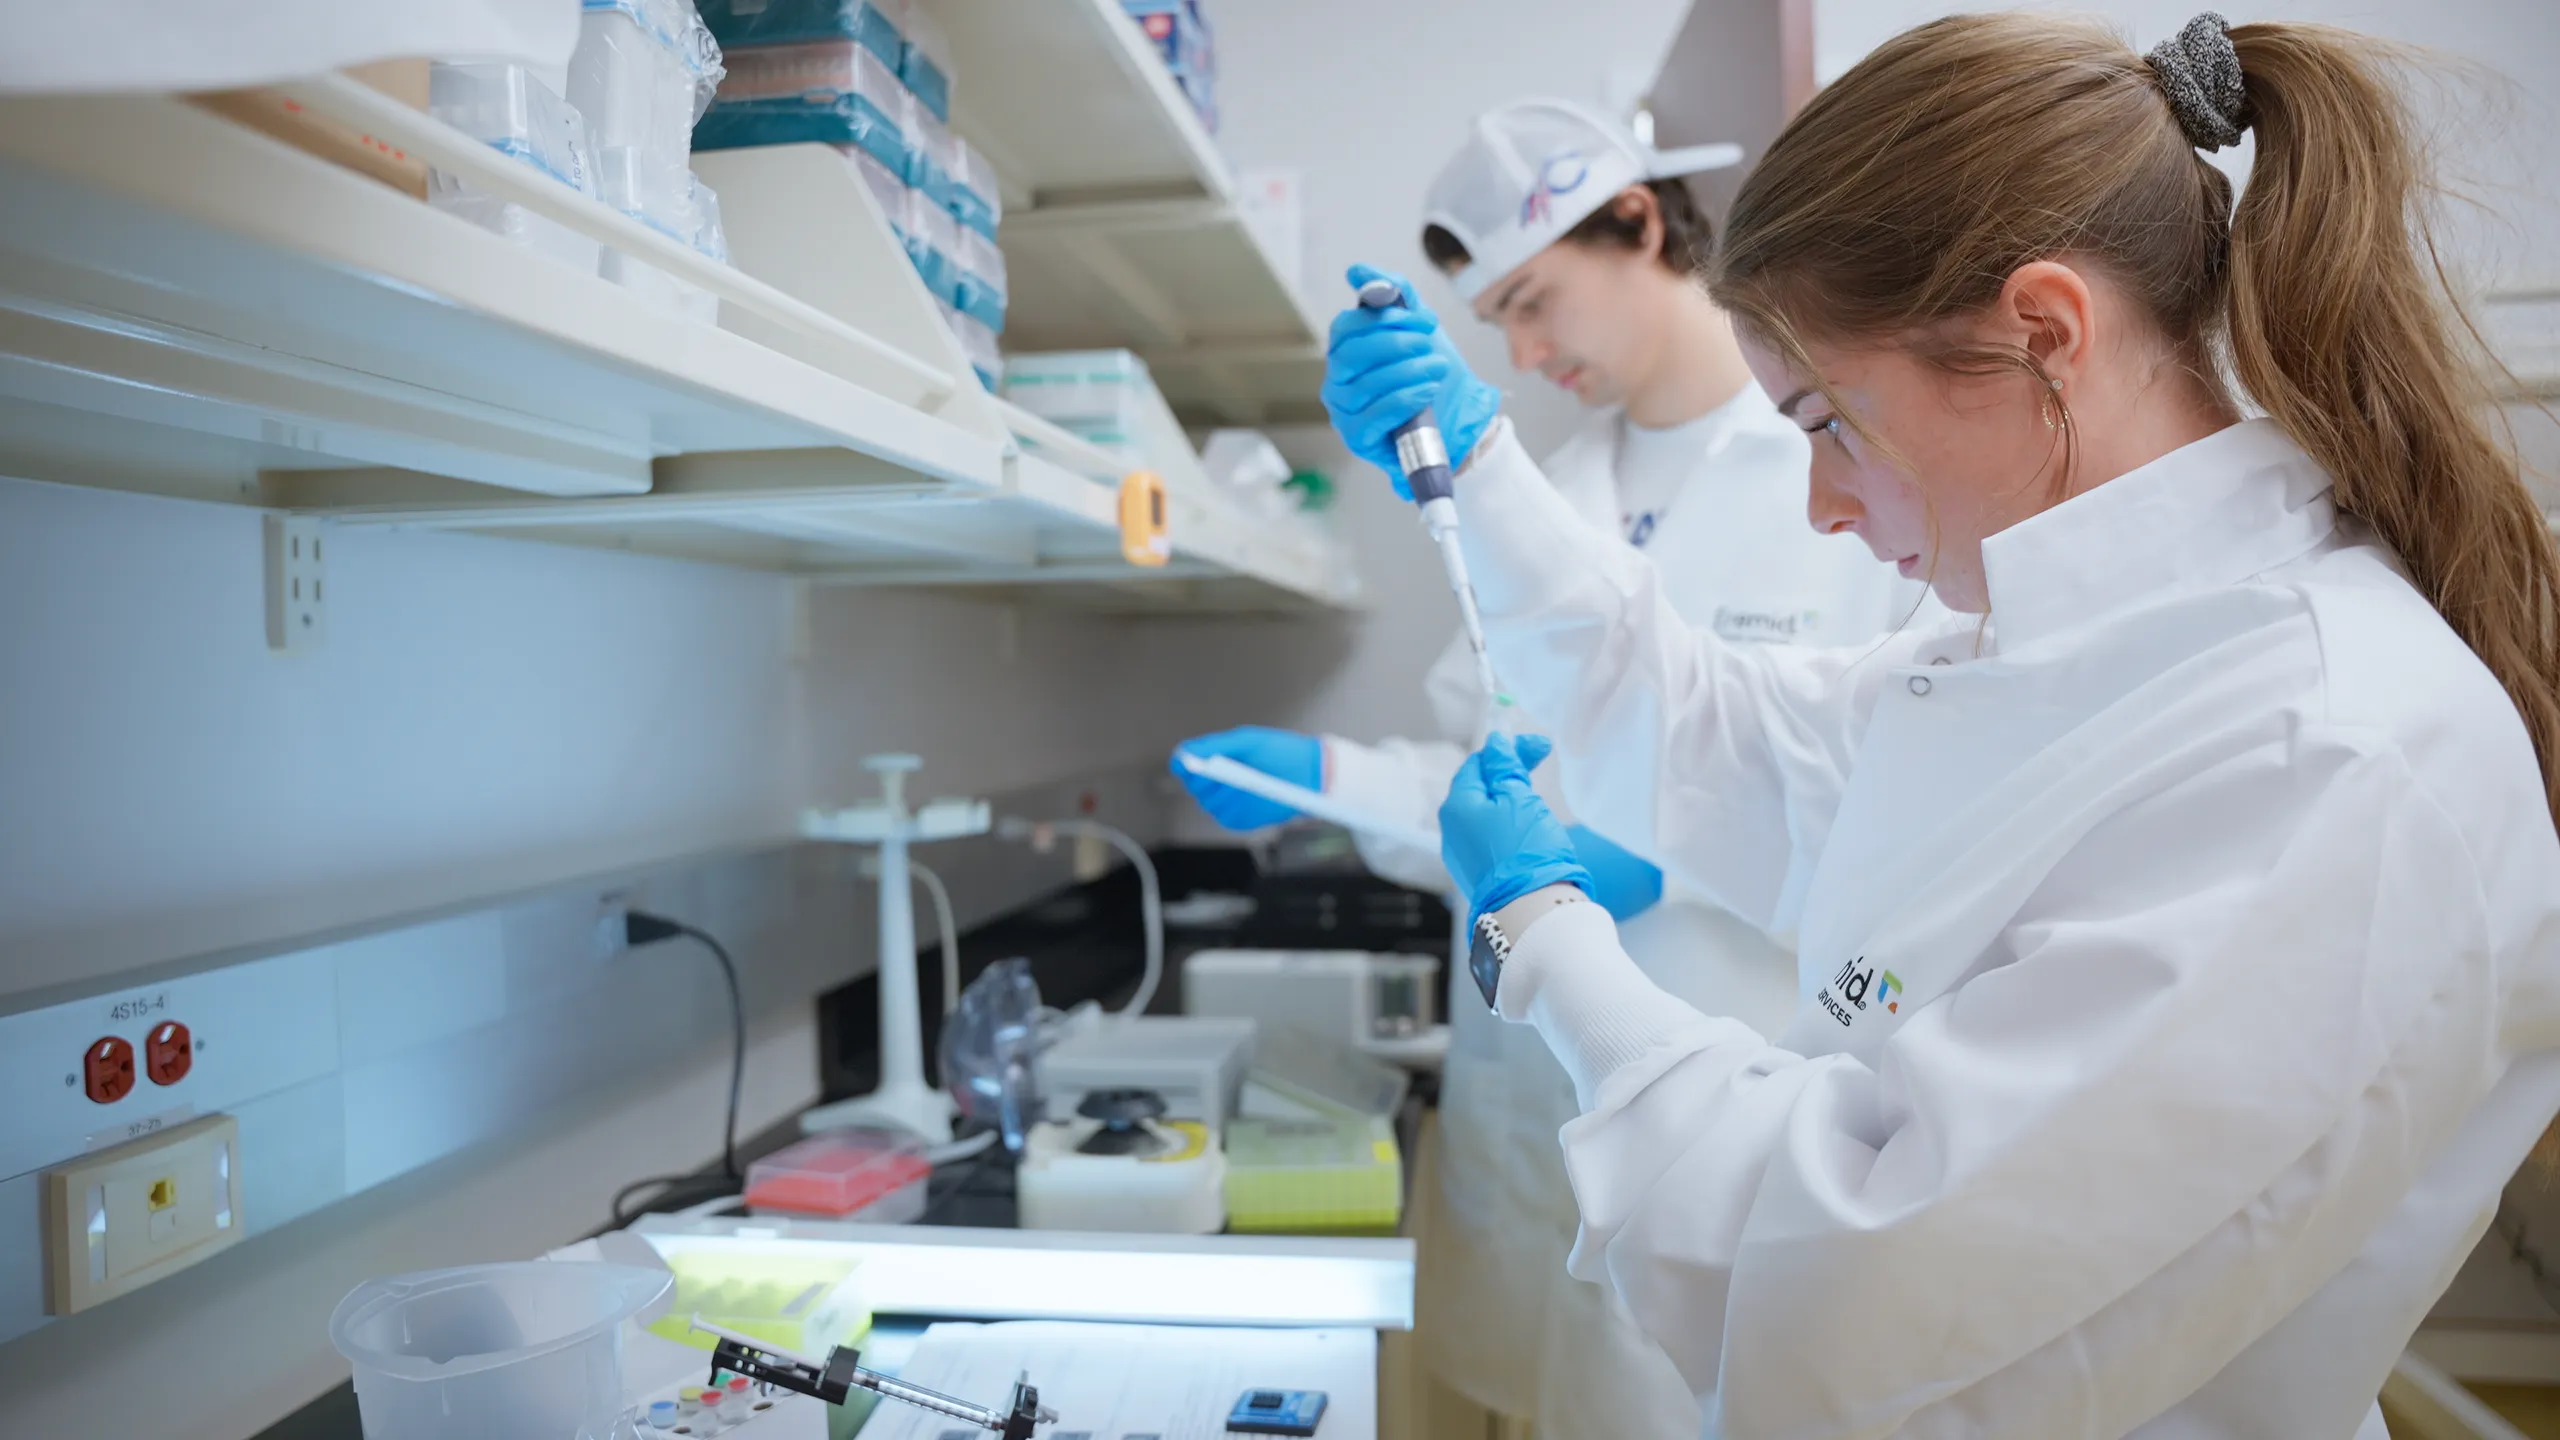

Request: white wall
left=1809, top=0, right=2560, bottom=291
left=0, top=476, right=803, bottom=1000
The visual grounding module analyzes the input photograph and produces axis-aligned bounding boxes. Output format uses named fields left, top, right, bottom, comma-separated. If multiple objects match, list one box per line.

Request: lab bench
left=252, top=846, right=1438, bottom=1440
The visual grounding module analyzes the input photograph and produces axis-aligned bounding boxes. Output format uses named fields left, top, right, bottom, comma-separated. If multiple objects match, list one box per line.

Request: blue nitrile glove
left=1439, top=733, right=1593, bottom=921
left=1567, top=825, right=1664, bottom=922
left=1170, top=726, right=1324, bottom=831
left=1321, top=264, right=1502, bottom=496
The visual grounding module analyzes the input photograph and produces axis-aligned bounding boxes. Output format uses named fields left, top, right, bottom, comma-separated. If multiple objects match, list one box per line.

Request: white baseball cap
left=1422, top=99, right=1742, bottom=303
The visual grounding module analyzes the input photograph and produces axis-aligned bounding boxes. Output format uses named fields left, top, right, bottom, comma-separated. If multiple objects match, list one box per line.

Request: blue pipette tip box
left=1226, top=1388, right=1327, bottom=1435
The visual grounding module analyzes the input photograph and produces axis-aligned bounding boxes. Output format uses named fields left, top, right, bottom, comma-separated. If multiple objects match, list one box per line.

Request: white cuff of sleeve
left=1497, top=899, right=1708, bottom=1106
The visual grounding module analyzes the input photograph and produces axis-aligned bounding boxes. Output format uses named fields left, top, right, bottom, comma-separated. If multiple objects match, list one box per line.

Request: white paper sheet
left=1175, top=752, right=1441, bottom=857
left=855, top=1321, right=1375, bottom=1440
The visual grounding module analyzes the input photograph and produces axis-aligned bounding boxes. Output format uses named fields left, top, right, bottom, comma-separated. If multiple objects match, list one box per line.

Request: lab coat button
left=1908, top=675, right=1933, bottom=696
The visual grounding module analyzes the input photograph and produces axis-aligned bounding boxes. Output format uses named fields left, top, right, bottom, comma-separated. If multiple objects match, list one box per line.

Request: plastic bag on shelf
left=697, top=0, right=905, bottom=67
left=570, top=0, right=710, bottom=227
left=695, top=37, right=912, bottom=177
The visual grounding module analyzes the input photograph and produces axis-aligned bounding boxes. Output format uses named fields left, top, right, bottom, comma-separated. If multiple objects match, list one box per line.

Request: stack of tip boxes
left=694, top=0, right=1006, bottom=387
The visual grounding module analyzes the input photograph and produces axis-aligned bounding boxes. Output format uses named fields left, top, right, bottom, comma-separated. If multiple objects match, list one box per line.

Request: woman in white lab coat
left=1175, top=102, right=1915, bottom=1435
left=1325, top=14, right=2560, bottom=1438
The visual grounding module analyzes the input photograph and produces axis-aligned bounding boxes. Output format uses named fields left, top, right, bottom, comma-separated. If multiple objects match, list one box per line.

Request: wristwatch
left=1466, top=886, right=1586, bottom=1011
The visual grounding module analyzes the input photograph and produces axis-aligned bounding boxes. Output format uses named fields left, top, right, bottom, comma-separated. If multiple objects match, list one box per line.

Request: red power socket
left=84, top=1037, right=136, bottom=1104
left=145, top=1021, right=193, bottom=1086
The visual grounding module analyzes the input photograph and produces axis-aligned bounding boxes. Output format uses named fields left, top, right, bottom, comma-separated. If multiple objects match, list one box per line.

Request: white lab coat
left=1455, top=414, right=2560, bottom=1437
left=1323, top=386, right=1923, bottom=1434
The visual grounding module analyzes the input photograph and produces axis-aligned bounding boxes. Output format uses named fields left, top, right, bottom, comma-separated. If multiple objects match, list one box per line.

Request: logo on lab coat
left=1521, top=150, right=1591, bottom=225
left=1714, top=606, right=1824, bottom=643
left=1818, top=957, right=1904, bottom=1027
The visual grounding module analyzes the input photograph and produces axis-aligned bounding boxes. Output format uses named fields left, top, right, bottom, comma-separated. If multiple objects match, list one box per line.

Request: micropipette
left=1354, top=278, right=1512, bottom=718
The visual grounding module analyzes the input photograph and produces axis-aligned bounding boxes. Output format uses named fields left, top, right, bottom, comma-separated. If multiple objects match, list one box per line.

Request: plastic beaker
left=329, top=1261, right=671, bottom=1440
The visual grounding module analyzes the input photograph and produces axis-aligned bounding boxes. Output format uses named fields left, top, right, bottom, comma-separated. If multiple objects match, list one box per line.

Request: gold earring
left=2041, top=378, right=2065, bottom=431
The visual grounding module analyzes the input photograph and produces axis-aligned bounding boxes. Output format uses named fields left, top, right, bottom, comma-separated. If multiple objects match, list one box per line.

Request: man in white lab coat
left=1172, top=101, right=1921, bottom=1436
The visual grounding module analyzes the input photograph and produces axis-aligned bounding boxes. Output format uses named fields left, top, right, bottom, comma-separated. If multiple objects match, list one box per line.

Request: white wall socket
left=263, top=515, right=327, bottom=652
left=44, top=1113, right=244, bottom=1315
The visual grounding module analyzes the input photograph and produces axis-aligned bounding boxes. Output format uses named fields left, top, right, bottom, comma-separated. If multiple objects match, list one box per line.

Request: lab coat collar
left=1979, top=419, right=2336, bottom=652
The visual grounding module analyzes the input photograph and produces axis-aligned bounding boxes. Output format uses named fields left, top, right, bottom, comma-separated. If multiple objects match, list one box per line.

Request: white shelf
left=938, top=0, right=1328, bottom=427
left=0, top=91, right=1356, bottom=611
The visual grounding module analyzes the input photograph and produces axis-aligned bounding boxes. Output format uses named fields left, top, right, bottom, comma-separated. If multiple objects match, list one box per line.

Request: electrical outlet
left=83, top=1037, right=135, bottom=1105
left=143, top=1021, right=192, bottom=1086
left=591, top=893, right=631, bottom=961
left=263, top=514, right=327, bottom=652
left=43, top=1113, right=244, bottom=1314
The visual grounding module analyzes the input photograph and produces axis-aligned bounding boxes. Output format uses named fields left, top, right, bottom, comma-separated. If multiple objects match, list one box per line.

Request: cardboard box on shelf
left=193, top=59, right=433, bottom=199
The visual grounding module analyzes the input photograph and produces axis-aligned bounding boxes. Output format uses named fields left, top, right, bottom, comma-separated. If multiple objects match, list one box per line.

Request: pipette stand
left=800, top=753, right=990, bottom=1140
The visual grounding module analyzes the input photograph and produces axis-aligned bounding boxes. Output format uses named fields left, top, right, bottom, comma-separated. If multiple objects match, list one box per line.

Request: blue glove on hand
left=1567, top=825, right=1665, bottom=922
left=1439, top=733, right=1593, bottom=922
left=1171, top=726, right=1323, bottom=831
left=1320, top=264, right=1502, bottom=497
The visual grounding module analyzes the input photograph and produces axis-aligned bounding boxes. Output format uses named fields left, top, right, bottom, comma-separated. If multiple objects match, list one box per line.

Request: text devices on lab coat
left=1457, top=416, right=2560, bottom=1436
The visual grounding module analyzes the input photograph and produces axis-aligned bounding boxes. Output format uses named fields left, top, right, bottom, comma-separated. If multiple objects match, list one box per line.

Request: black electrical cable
left=609, top=911, right=747, bottom=1230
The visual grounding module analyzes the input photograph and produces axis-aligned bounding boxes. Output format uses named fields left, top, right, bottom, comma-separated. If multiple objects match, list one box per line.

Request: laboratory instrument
left=1184, top=949, right=1441, bottom=1054
left=328, top=1262, right=672, bottom=1440
left=688, top=1315, right=1056, bottom=1439
left=1039, top=1010, right=1252, bottom=1128
left=1018, top=1088, right=1228, bottom=1234
left=1225, top=1388, right=1330, bottom=1436
left=1356, top=275, right=1506, bottom=715
left=801, top=754, right=991, bottom=1139
left=940, top=957, right=1048, bottom=1153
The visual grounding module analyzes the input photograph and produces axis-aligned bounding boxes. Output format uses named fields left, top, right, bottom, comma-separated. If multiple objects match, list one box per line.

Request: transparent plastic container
left=954, top=227, right=1005, bottom=333
left=900, top=184, right=959, bottom=304
left=954, top=312, right=1001, bottom=393
left=430, top=63, right=595, bottom=191
left=698, top=0, right=906, bottom=66
left=905, top=102, right=954, bottom=205
left=329, top=1262, right=671, bottom=1440
left=431, top=192, right=604, bottom=276
left=744, top=1128, right=932, bottom=1221
left=841, top=146, right=908, bottom=231
left=569, top=0, right=712, bottom=220
left=947, top=136, right=1002, bottom=240
left=898, top=1, right=950, bottom=122
left=696, top=37, right=911, bottom=175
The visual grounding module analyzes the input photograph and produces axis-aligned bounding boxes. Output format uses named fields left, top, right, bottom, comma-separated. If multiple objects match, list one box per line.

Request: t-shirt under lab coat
left=1458, top=414, right=2560, bottom=1437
